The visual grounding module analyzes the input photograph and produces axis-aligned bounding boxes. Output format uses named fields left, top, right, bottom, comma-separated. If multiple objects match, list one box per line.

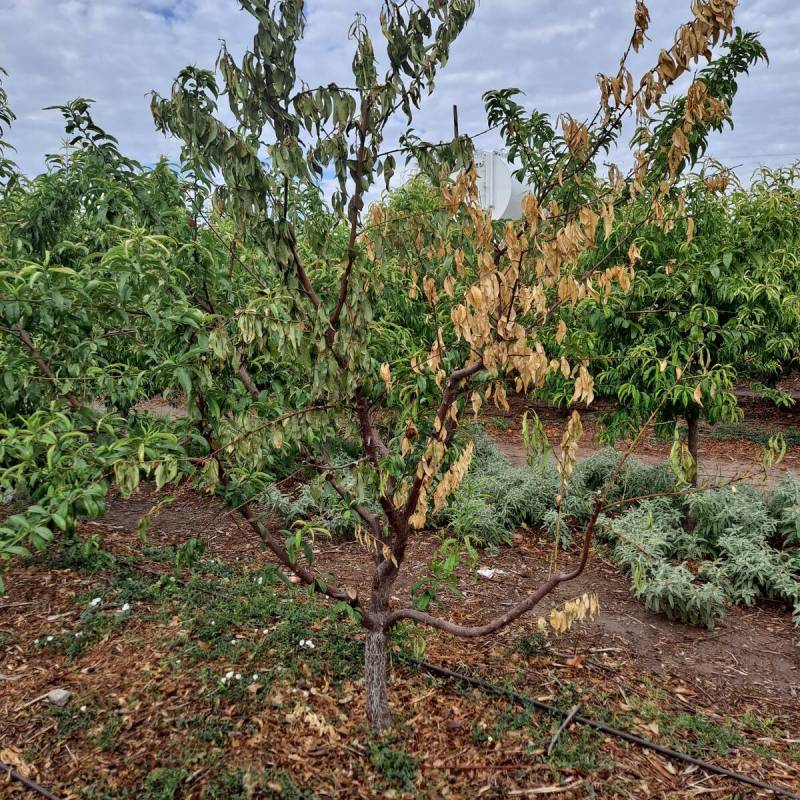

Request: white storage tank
left=474, top=150, right=528, bottom=221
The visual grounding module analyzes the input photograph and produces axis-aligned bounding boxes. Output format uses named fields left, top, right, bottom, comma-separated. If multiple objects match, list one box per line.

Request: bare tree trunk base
left=365, top=630, right=390, bottom=730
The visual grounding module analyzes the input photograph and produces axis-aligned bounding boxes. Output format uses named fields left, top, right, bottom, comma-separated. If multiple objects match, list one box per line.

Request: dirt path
left=492, top=432, right=790, bottom=487
left=485, top=397, right=800, bottom=487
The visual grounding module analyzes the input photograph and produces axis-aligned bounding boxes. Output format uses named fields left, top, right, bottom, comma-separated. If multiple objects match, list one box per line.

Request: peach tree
left=2, top=0, right=759, bottom=728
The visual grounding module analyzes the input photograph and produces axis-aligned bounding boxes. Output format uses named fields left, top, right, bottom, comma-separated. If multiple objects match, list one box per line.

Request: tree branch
left=193, top=396, right=360, bottom=610
left=331, top=95, right=372, bottom=329
left=11, top=324, right=81, bottom=409
left=324, top=471, right=385, bottom=542
left=403, top=359, right=484, bottom=520
left=385, top=500, right=600, bottom=636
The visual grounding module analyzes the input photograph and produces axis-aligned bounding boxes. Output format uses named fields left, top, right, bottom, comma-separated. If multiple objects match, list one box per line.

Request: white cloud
left=1, top=0, right=797, bottom=181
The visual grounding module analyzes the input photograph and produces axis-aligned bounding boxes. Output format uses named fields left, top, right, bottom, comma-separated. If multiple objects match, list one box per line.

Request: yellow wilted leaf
left=693, top=384, right=703, bottom=406
left=409, top=489, right=428, bottom=529
left=380, top=362, right=393, bottom=393
left=471, top=391, right=482, bottom=418
left=382, top=543, right=398, bottom=567
left=556, top=319, right=567, bottom=345
left=579, top=205, right=599, bottom=243
left=601, top=201, right=615, bottom=239
left=454, top=247, right=466, bottom=276
left=495, top=382, right=509, bottom=412
left=549, top=608, right=567, bottom=634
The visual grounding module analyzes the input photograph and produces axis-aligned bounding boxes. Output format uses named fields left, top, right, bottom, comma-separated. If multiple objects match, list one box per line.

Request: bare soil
left=484, top=393, right=800, bottom=487
left=1, top=397, right=799, bottom=798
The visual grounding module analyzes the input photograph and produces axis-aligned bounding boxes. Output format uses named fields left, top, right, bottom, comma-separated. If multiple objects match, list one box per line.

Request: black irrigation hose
left=404, top=657, right=800, bottom=800
left=0, top=760, right=64, bottom=800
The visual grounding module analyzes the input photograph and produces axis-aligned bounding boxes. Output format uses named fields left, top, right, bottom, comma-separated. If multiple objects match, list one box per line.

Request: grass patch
left=623, top=692, right=745, bottom=758
left=368, top=739, right=420, bottom=793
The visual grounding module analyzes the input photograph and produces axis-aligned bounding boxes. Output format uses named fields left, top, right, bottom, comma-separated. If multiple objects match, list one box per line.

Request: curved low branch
left=385, top=499, right=601, bottom=637
left=385, top=573, right=564, bottom=637
left=194, top=397, right=361, bottom=610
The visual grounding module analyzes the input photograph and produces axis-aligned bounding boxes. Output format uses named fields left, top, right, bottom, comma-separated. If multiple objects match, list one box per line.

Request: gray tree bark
left=365, top=630, right=390, bottom=730
left=686, top=411, right=699, bottom=488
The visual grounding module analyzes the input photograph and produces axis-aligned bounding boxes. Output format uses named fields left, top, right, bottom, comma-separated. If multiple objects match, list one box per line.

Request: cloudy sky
left=2, top=0, right=799, bottom=182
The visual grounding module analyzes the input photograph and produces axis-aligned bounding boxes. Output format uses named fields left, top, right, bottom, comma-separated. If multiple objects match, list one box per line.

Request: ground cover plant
left=0, top=0, right=790, bottom=743
left=428, top=426, right=800, bottom=629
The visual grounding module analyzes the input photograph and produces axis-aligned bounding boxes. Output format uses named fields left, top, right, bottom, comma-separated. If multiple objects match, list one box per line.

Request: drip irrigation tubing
left=1, top=760, right=64, bottom=800
left=404, top=656, right=800, bottom=799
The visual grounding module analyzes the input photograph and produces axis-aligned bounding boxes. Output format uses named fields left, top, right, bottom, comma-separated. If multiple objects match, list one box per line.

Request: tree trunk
left=686, top=411, right=699, bottom=534
left=686, top=411, right=699, bottom=488
left=365, top=630, right=390, bottom=730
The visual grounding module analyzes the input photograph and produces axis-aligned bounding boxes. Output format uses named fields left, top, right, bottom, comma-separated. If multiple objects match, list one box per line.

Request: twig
left=508, top=782, right=584, bottom=796
left=0, top=760, right=65, bottom=800
left=14, top=693, right=49, bottom=711
left=546, top=703, right=581, bottom=755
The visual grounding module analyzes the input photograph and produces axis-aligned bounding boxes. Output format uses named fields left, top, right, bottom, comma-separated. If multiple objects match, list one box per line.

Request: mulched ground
left=2, top=480, right=798, bottom=799
left=2, top=397, right=799, bottom=798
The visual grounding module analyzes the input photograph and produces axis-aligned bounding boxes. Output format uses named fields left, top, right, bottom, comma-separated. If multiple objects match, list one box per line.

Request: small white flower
left=230, top=639, right=236, bottom=645
left=34, top=638, right=39, bottom=645
left=262, top=628, right=268, bottom=634
left=80, top=705, right=87, bottom=712
left=210, top=621, right=216, bottom=626
left=175, top=659, right=181, bottom=665
left=257, top=576, right=264, bottom=585
left=118, top=603, right=131, bottom=613
left=225, top=670, right=234, bottom=680
left=46, top=635, right=54, bottom=642
left=299, top=639, right=315, bottom=650
left=89, top=597, right=101, bottom=607
left=235, top=673, right=241, bottom=680
left=252, top=673, right=259, bottom=681
left=75, top=631, right=83, bottom=638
